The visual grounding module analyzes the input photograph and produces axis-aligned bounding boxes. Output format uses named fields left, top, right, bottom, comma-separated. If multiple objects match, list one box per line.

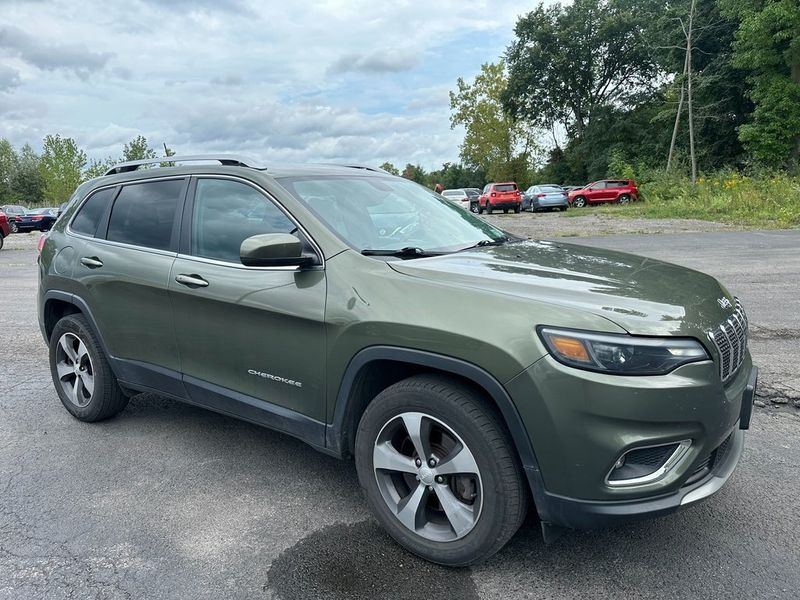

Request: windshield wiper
left=361, top=246, right=444, bottom=259
left=457, top=236, right=509, bottom=252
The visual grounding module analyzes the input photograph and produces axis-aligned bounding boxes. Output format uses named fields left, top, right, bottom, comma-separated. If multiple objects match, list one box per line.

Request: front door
left=169, top=177, right=327, bottom=421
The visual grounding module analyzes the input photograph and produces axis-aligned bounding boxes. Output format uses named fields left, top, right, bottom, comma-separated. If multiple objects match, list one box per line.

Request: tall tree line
left=455, top=0, right=799, bottom=185
left=0, top=135, right=173, bottom=206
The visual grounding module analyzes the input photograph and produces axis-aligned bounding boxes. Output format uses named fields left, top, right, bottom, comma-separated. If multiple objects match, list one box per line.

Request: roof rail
left=103, top=154, right=266, bottom=176
left=330, top=164, right=389, bottom=174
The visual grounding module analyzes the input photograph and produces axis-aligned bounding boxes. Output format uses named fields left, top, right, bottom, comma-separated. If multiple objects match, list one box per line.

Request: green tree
left=122, top=135, right=157, bottom=161
left=401, top=163, right=427, bottom=184
left=720, top=0, right=800, bottom=167
left=83, top=156, right=117, bottom=180
left=504, top=0, right=658, bottom=139
left=0, top=139, right=18, bottom=203
left=39, top=134, right=86, bottom=204
left=12, top=144, right=44, bottom=204
left=379, top=161, right=400, bottom=175
left=450, top=61, right=535, bottom=183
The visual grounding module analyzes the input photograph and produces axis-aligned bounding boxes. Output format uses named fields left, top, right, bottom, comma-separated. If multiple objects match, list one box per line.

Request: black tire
left=513, top=205, right=521, bottom=214
left=355, top=374, right=528, bottom=567
left=9, top=221, right=18, bottom=233
left=486, top=204, right=493, bottom=215
left=503, top=208, right=509, bottom=214
left=573, top=196, right=586, bottom=208
left=618, top=194, right=631, bottom=204
left=470, top=202, right=478, bottom=213
left=49, top=314, right=129, bottom=422
left=0, top=232, right=3, bottom=250
left=477, top=203, right=484, bottom=214
left=561, top=206, right=568, bottom=211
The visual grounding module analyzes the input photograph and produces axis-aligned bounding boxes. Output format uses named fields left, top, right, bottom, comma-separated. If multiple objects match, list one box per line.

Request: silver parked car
left=442, top=188, right=480, bottom=213
left=523, top=185, right=569, bottom=212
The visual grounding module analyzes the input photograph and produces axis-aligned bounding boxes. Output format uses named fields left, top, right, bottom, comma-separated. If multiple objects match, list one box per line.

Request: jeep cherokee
left=38, top=156, right=758, bottom=566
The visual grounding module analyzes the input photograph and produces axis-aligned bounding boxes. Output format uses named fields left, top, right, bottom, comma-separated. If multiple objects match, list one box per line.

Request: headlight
left=537, top=327, right=709, bottom=375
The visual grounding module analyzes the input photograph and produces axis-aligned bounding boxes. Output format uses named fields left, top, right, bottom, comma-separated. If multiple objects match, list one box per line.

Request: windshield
left=279, top=175, right=506, bottom=253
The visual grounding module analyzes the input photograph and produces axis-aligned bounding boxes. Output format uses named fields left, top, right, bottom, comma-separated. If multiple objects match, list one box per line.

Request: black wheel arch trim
left=325, top=345, right=551, bottom=516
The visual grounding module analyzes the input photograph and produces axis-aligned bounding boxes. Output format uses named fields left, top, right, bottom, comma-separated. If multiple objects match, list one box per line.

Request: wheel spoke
left=395, top=483, right=429, bottom=532
left=76, top=340, right=89, bottom=363
left=71, top=376, right=83, bottom=405
left=400, top=413, right=432, bottom=461
left=79, top=371, right=94, bottom=397
left=59, top=335, right=78, bottom=363
left=434, top=444, right=479, bottom=476
left=434, top=484, right=476, bottom=538
left=373, top=441, right=417, bottom=474
left=56, top=361, right=73, bottom=381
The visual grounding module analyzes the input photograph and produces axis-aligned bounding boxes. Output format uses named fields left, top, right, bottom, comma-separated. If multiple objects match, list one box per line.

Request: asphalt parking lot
left=1, top=222, right=799, bottom=600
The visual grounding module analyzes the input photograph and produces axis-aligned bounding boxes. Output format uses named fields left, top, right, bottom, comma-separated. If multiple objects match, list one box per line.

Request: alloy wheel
left=372, top=411, right=483, bottom=542
left=55, top=332, right=95, bottom=408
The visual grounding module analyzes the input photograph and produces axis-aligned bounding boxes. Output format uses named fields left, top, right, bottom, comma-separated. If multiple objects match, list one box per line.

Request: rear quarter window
left=71, top=188, right=116, bottom=236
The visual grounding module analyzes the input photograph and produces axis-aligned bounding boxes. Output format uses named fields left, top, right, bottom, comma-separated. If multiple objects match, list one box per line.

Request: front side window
left=71, top=188, right=115, bottom=236
left=191, top=179, right=295, bottom=263
left=279, top=175, right=505, bottom=253
left=107, top=179, right=183, bottom=251
left=590, top=182, right=606, bottom=190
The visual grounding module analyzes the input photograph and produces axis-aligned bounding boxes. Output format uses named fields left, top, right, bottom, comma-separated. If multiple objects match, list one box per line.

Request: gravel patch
left=484, top=211, right=736, bottom=239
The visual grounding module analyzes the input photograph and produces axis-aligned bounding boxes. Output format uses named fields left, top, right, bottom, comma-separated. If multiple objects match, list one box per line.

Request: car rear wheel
left=0, top=232, right=3, bottom=250
left=49, top=314, right=130, bottom=422
left=618, top=194, right=631, bottom=204
left=513, top=205, right=521, bottom=214
left=573, top=196, right=586, bottom=208
left=471, top=203, right=478, bottom=213
left=486, top=204, right=493, bottom=215
left=355, top=374, right=528, bottom=566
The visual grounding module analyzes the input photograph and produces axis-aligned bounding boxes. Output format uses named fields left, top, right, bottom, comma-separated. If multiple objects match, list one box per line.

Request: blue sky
left=0, top=0, right=543, bottom=170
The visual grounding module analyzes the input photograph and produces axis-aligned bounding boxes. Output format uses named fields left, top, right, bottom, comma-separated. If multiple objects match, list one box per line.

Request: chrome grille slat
left=708, top=298, right=748, bottom=383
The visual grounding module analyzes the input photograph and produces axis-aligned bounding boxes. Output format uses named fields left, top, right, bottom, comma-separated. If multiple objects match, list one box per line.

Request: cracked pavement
left=0, top=227, right=798, bottom=599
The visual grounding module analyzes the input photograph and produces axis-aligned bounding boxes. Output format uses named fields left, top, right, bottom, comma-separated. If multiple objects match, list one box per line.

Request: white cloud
left=0, top=0, right=538, bottom=169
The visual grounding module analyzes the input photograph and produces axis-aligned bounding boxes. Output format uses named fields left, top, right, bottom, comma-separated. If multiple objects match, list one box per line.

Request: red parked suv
left=568, top=179, right=639, bottom=207
left=478, top=182, right=522, bottom=214
left=0, top=210, right=10, bottom=250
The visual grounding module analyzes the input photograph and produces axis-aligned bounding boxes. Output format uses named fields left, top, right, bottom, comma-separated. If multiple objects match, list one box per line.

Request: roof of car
left=101, top=155, right=391, bottom=180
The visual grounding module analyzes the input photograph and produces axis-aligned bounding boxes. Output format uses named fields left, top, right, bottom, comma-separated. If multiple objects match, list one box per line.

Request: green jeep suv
left=38, top=156, right=758, bottom=566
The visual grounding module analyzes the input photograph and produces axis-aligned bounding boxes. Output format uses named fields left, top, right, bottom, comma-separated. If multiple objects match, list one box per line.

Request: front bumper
left=533, top=424, right=744, bottom=529
left=506, top=352, right=756, bottom=529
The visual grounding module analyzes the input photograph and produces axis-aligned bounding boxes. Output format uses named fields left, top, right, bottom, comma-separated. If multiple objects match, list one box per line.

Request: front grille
left=708, top=298, right=748, bottom=383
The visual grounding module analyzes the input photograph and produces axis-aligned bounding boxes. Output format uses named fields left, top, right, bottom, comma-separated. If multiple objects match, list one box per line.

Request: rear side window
left=191, top=179, right=295, bottom=263
left=71, top=188, right=115, bottom=236
left=107, top=179, right=183, bottom=251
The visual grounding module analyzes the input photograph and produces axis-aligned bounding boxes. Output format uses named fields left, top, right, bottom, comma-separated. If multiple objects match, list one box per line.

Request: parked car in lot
left=39, top=155, right=756, bottom=566
left=0, top=204, right=29, bottom=233
left=0, top=209, right=9, bottom=249
left=441, top=188, right=477, bottom=212
left=13, top=207, right=58, bottom=232
left=568, top=179, right=639, bottom=207
left=478, top=182, right=522, bottom=214
left=523, top=184, right=569, bottom=212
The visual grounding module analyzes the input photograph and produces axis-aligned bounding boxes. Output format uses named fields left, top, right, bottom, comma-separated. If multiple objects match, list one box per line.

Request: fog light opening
left=606, top=440, right=692, bottom=488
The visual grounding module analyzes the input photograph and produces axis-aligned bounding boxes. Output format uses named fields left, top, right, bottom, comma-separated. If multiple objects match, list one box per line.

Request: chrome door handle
left=80, top=257, right=103, bottom=268
left=175, top=274, right=209, bottom=288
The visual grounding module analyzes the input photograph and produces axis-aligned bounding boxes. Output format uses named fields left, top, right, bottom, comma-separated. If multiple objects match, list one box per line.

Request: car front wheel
left=355, top=374, right=528, bottom=566
left=49, top=314, right=130, bottom=422
left=573, top=196, right=586, bottom=208
left=9, top=222, right=18, bottom=233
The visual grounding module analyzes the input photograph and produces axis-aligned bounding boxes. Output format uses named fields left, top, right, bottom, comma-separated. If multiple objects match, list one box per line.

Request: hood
left=389, top=239, right=733, bottom=337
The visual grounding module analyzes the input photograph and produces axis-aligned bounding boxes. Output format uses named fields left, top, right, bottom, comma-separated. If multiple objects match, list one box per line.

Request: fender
left=325, top=345, right=550, bottom=513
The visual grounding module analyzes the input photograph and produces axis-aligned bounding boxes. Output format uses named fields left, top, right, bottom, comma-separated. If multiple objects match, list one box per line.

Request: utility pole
left=687, top=0, right=697, bottom=184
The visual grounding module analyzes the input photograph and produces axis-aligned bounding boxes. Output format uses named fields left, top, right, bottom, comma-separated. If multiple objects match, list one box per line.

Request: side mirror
left=240, top=233, right=316, bottom=268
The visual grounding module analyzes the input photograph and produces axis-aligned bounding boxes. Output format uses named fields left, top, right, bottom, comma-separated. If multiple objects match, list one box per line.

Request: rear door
left=71, top=177, right=186, bottom=378
left=169, top=176, right=327, bottom=421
